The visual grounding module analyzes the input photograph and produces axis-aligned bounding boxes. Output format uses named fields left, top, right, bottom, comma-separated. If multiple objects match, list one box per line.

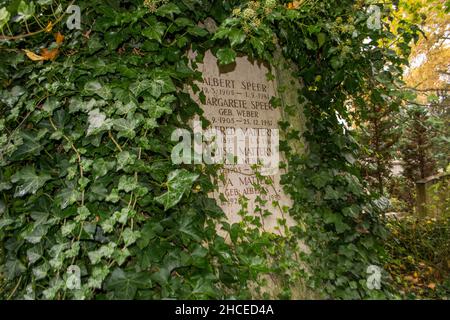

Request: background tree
left=397, top=0, right=449, bottom=172
left=398, top=105, right=437, bottom=206
left=357, top=96, right=401, bottom=195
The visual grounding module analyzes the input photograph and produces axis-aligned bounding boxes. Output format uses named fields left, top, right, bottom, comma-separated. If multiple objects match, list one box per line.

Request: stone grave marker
left=189, top=50, right=296, bottom=232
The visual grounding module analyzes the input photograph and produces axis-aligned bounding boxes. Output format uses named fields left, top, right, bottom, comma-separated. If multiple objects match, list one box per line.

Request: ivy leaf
left=104, top=268, right=152, bottom=299
left=24, top=224, right=49, bottom=244
left=93, top=158, right=116, bottom=178
left=342, top=205, right=360, bottom=218
left=330, top=56, right=344, bottom=70
left=87, top=265, right=110, bottom=289
left=145, top=98, right=173, bottom=119
left=32, top=263, right=49, bottom=281
left=215, top=48, right=236, bottom=66
left=113, top=118, right=137, bottom=139
left=115, top=100, right=137, bottom=115
left=324, top=185, right=341, bottom=200
left=87, top=109, right=112, bottom=136
left=84, top=81, right=112, bottom=100
left=311, top=171, right=332, bottom=189
left=178, top=213, right=202, bottom=242
left=11, top=166, right=51, bottom=197
left=76, top=206, right=91, bottom=221
left=250, top=37, right=264, bottom=56
left=4, top=259, right=25, bottom=280
left=304, top=38, right=317, bottom=50
left=55, top=183, right=80, bottom=209
left=0, top=7, right=11, bottom=31
left=118, top=175, right=138, bottom=193
left=324, top=211, right=350, bottom=234
left=212, top=27, right=229, bottom=40
left=137, top=221, right=163, bottom=249
left=27, top=246, right=42, bottom=265
left=175, top=17, right=194, bottom=27
left=129, top=79, right=153, bottom=97
left=156, top=3, right=181, bottom=19
left=148, top=76, right=176, bottom=99
left=104, top=31, right=125, bottom=51
left=155, top=169, right=199, bottom=211
left=190, top=277, right=217, bottom=298
left=88, top=243, right=116, bottom=264
left=187, top=26, right=209, bottom=37
left=151, top=250, right=189, bottom=285
left=17, top=0, right=35, bottom=22
left=228, top=28, right=246, bottom=47
left=317, top=32, right=326, bottom=48
left=10, top=131, right=44, bottom=161
left=113, top=248, right=131, bottom=266
left=105, top=188, right=120, bottom=203
left=142, top=20, right=166, bottom=43
left=116, top=151, right=136, bottom=171
left=122, top=228, right=141, bottom=247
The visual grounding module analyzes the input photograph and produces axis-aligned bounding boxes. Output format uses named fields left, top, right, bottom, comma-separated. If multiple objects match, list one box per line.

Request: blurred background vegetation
left=356, top=0, right=449, bottom=299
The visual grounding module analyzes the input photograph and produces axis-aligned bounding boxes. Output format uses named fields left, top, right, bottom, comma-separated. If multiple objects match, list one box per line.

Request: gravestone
left=188, top=50, right=299, bottom=233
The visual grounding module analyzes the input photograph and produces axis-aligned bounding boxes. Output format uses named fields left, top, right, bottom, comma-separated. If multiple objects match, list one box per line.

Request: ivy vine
left=0, top=0, right=419, bottom=299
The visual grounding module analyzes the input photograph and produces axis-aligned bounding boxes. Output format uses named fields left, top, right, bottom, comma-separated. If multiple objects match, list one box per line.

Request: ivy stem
left=0, top=1, right=75, bottom=41
left=33, top=15, right=45, bottom=29
left=108, top=131, right=123, bottom=152
left=7, top=276, right=22, bottom=300
left=49, top=116, right=84, bottom=205
left=24, top=20, right=30, bottom=34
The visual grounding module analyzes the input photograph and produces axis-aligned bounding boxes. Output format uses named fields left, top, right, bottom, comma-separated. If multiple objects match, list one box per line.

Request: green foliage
left=385, top=215, right=450, bottom=299
left=400, top=105, right=437, bottom=182
left=428, top=95, right=450, bottom=170
left=155, top=169, right=199, bottom=210
left=0, top=0, right=267, bottom=300
left=357, top=99, right=402, bottom=195
left=0, top=0, right=424, bottom=300
left=259, top=0, right=418, bottom=298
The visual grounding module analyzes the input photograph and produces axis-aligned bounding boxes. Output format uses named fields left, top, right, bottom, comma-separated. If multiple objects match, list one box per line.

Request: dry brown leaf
left=55, top=32, right=64, bottom=45
left=40, top=48, right=59, bottom=61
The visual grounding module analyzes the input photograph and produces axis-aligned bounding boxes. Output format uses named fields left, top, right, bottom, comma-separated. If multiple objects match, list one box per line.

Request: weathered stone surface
left=189, top=50, right=301, bottom=232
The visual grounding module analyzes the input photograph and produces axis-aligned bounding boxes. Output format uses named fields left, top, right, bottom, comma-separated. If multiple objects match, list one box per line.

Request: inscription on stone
left=190, top=51, right=293, bottom=232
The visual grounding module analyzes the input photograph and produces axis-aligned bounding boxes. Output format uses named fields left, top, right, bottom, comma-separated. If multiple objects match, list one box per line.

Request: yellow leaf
left=23, top=49, right=46, bottom=61
left=287, top=1, right=302, bottom=9
left=427, top=283, right=436, bottom=290
left=293, top=1, right=302, bottom=8
left=45, top=21, right=53, bottom=33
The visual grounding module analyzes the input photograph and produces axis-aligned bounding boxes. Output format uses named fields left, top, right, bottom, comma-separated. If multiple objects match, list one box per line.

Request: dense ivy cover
left=0, top=0, right=419, bottom=299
